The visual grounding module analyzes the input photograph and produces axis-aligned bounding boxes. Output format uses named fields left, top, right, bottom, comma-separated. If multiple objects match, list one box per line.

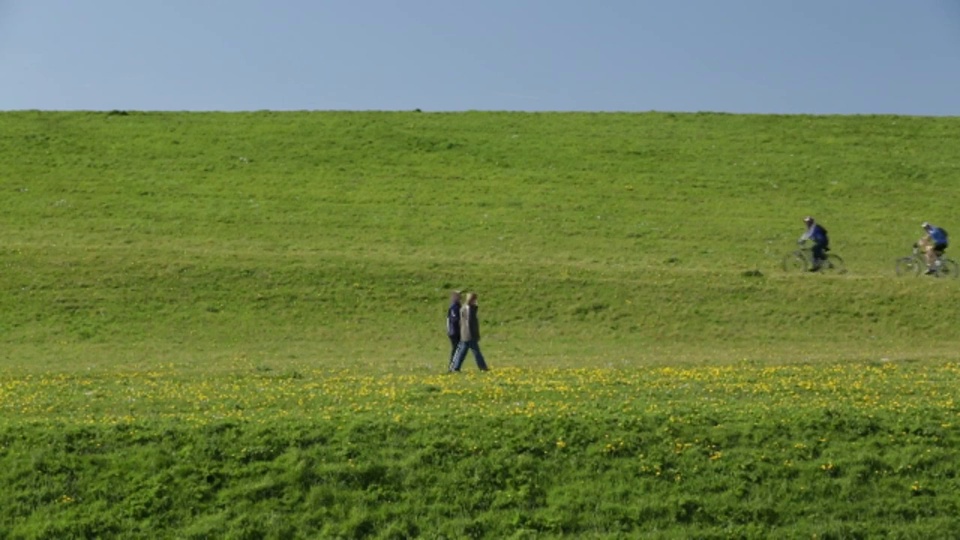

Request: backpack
left=933, top=227, right=949, bottom=244
left=812, top=225, right=827, bottom=242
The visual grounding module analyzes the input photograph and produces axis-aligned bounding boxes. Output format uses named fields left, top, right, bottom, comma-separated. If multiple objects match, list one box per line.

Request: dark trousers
left=449, top=340, right=488, bottom=372
left=812, top=242, right=828, bottom=263
left=448, top=335, right=460, bottom=365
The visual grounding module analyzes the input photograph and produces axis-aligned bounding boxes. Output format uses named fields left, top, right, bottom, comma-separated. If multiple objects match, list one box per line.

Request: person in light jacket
left=917, top=222, right=949, bottom=274
left=448, top=292, right=489, bottom=372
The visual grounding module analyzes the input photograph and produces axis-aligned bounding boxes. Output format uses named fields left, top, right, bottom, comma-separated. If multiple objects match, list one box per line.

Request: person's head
left=451, top=290, right=461, bottom=303
left=803, top=216, right=814, bottom=227
left=466, top=292, right=478, bottom=306
left=922, top=222, right=932, bottom=232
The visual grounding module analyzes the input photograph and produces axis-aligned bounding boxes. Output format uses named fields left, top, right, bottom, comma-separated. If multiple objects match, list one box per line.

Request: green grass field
left=1, top=111, right=959, bottom=538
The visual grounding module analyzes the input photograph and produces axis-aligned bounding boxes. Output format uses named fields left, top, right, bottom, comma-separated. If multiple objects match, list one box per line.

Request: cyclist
left=917, top=222, right=949, bottom=274
left=798, top=216, right=830, bottom=271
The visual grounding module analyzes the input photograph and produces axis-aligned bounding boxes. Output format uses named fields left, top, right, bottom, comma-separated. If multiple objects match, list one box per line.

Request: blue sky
left=1, top=0, right=958, bottom=114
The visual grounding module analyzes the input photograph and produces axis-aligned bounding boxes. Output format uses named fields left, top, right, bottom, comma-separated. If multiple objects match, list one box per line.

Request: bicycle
left=782, top=243, right=846, bottom=274
left=895, top=247, right=959, bottom=278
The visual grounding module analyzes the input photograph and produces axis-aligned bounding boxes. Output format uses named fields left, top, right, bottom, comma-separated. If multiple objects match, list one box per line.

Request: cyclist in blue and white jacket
left=918, top=222, right=949, bottom=274
left=798, top=216, right=830, bottom=271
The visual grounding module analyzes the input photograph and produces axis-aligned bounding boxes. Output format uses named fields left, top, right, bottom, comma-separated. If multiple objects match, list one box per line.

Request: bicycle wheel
left=936, top=259, right=960, bottom=279
left=822, top=254, right=847, bottom=274
left=895, top=256, right=922, bottom=277
left=782, top=251, right=809, bottom=273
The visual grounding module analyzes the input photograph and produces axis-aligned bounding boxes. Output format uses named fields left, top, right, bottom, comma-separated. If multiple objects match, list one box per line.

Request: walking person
left=448, top=292, right=489, bottom=372
left=445, top=290, right=462, bottom=366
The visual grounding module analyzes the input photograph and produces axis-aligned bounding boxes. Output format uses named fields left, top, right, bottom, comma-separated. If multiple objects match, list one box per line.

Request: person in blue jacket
left=798, top=216, right=830, bottom=271
left=918, top=222, right=949, bottom=274
left=445, top=290, right=462, bottom=366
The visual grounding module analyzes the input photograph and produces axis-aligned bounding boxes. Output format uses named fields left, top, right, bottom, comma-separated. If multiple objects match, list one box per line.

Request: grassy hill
left=2, top=111, right=960, bottom=538
left=1, top=111, right=959, bottom=370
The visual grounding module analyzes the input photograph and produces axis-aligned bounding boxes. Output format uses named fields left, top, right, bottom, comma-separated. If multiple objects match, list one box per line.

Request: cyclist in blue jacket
left=918, top=222, right=949, bottom=274
left=798, top=216, right=830, bottom=271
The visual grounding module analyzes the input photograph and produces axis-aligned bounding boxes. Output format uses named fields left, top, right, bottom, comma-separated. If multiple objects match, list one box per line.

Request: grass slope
left=1, top=111, right=960, bottom=537
left=2, top=111, right=960, bottom=369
